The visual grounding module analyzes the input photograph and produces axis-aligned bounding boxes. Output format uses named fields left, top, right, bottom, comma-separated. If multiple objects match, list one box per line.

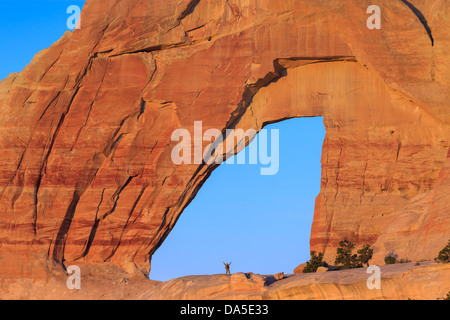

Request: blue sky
left=0, top=0, right=85, bottom=80
left=151, top=118, right=325, bottom=280
left=0, top=1, right=326, bottom=281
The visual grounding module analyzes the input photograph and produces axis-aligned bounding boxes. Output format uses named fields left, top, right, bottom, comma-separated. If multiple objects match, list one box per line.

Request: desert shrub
left=385, top=256, right=396, bottom=265
left=335, top=239, right=358, bottom=269
left=334, top=239, right=374, bottom=269
left=302, top=251, right=328, bottom=273
left=357, top=244, right=374, bottom=267
left=438, top=291, right=450, bottom=300
left=434, top=239, right=450, bottom=263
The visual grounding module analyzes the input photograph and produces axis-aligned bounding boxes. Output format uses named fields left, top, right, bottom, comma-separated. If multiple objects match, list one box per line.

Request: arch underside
left=148, top=58, right=449, bottom=272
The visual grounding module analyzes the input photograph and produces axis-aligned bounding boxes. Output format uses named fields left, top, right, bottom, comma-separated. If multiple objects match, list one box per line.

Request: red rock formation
left=0, top=0, right=449, bottom=280
left=1, top=263, right=449, bottom=300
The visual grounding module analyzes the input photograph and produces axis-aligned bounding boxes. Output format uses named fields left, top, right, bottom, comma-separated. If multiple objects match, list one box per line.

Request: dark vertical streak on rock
left=103, top=111, right=140, bottom=158
left=138, top=99, right=146, bottom=120
left=34, top=109, right=71, bottom=236
left=177, top=0, right=201, bottom=21
left=52, top=194, right=80, bottom=262
left=400, top=0, right=434, bottom=46
left=49, top=55, right=103, bottom=259
left=361, top=161, right=368, bottom=203
left=102, top=175, right=138, bottom=220
left=78, top=188, right=106, bottom=259
left=70, top=58, right=110, bottom=152
left=104, top=184, right=148, bottom=262
left=396, top=141, right=402, bottom=162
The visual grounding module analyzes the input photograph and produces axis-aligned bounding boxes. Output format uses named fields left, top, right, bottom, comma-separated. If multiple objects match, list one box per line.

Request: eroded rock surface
left=0, top=263, right=448, bottom=300
left=0, top=0, right=449, bottom=282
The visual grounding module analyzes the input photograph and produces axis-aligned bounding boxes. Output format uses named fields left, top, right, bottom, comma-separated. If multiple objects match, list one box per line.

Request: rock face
left=1, top=263, right=448, bottom=300
left=0, top=0, right=449, bottom=280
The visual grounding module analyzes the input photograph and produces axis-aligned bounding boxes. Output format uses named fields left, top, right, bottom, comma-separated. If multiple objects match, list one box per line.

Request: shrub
left=434, top=239, right=450, bottom=263
left=334, top=239, right=374, bottom=269
left=438, top=291, right=450, bottom=300
left=303, top=251, right=328, bottom=273
left=357, top=244, right=374, bottom=267
left=385, top=256, right=396, bottom=265
left=335, top=239, right=358, bottom=269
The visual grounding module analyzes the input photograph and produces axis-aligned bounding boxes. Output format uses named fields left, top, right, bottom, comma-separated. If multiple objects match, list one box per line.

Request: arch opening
left=150, top=117, right=325, bottom=281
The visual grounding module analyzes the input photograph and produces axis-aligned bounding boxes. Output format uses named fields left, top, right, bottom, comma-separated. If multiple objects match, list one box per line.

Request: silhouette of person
left=223, top=261, right=232, bottom=275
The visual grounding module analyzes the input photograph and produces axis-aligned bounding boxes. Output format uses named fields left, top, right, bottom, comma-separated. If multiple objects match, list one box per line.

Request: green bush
left=385, top=256, right=396, bottom=265
left=335, top=239, right=357, bottom=269
left=334, top=239, right=373, bottom=269
left=357, top=244, right=374, bottom=267
left=302, top=251, right=328, bottom=273
left=446, top=292, right=450, bottom=301
left=434, top=239, right=450, bottom=263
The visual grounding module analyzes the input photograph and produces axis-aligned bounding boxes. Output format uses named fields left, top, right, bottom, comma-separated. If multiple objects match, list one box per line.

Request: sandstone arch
left=0, top=0, right=448, bottom=279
